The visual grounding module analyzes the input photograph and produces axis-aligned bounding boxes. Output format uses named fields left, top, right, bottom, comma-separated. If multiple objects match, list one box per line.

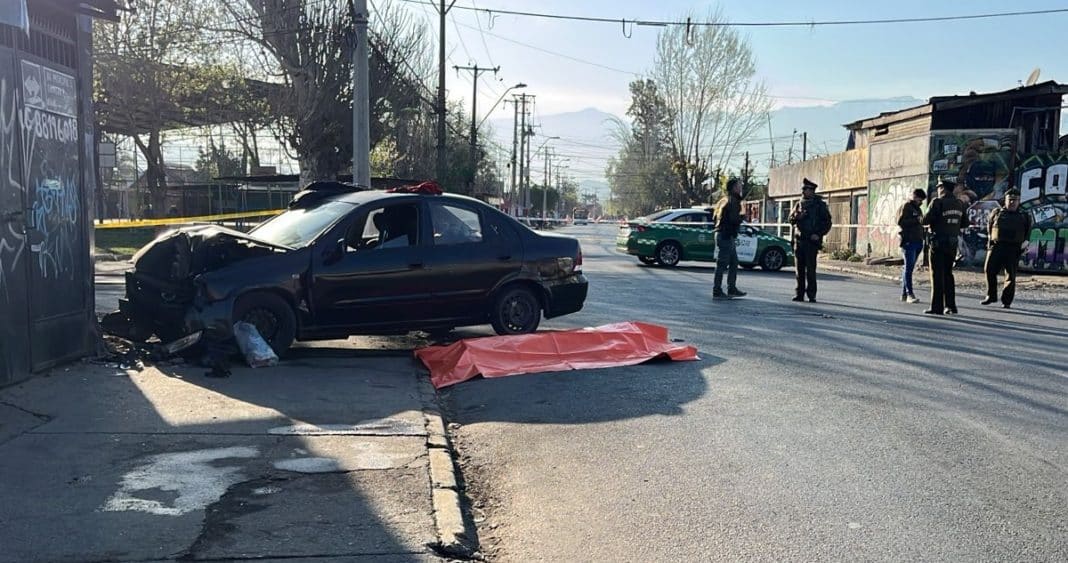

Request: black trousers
left=929, top=245, right=957, bottom=312
left=985, top=244, right=1021, bottom=306
left=794, top=242, right=819, bottom=299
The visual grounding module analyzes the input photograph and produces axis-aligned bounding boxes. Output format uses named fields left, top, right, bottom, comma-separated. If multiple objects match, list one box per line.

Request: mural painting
left=1015, top=153, right=1068, bottom=271
left=927, top=130, right=1018, bottom=267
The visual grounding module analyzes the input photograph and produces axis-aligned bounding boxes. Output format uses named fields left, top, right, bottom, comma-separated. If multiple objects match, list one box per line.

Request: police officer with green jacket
left=982, top=189, right=1032, bottom=308
left=922, top=177, right=969, bottom=315
left=788, top=178, right=833, bottom=302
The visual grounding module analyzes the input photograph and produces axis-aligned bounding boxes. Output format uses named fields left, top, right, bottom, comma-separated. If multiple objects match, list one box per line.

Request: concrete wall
left=768, top=148, right=868, bottom=198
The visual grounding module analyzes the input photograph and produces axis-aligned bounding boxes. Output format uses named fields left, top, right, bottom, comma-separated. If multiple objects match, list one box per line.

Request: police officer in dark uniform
left=981, top=189, right=1031, bottom=308
left=788, top=178, right=833, bottom=302
left=921, top=177, right=969, bottom=315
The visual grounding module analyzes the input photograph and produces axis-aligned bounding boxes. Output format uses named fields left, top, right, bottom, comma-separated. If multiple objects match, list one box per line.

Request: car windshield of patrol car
left=250, top=200, right=355, bottom=248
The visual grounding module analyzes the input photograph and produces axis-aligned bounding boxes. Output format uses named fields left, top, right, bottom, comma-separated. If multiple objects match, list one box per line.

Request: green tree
left=194, top=141, right=244, bottom=182
left=94, top=0, right=230, bottom=214
left=606, top=79, right=680, bottom=216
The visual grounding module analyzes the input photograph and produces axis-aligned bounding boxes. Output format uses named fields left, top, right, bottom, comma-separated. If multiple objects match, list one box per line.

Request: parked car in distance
left=616, top=207, right=794, bottom=270
left=107, top=182, right=589, bottom=355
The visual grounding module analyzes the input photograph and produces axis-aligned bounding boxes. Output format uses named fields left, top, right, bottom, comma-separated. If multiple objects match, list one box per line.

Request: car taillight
left=575, top=246, right=583, bottom=272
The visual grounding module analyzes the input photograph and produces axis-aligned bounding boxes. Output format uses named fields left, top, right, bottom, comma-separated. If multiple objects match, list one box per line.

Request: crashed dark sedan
left=108, top=183, right=589, bottom=355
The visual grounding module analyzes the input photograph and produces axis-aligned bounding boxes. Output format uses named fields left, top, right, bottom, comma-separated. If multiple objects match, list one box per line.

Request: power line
left=401, top=1, right=1068, bottom=28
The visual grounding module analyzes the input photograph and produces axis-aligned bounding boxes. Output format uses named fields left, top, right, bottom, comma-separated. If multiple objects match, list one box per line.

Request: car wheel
left=760, top=247, right=786, bottom=271
left=491, top=286, right=542, bottom=335
left=233, top=292, right=297, bottom=356
left=638, top=255, right=657, bottom=265
left=656, top=241, right=681, bottom=267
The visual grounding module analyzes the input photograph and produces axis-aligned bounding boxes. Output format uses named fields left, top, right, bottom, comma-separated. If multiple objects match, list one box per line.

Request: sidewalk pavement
left=0, top=345, right=471, bottom=562
left=819, top=256, right=1068, bottom=291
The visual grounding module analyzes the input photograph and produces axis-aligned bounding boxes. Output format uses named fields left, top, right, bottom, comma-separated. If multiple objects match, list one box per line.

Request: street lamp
left=477, top=83, right=527, bottom=130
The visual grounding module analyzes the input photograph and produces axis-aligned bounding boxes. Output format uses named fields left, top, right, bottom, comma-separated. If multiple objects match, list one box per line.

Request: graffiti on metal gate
left=0, top=76, right=24, bottom=301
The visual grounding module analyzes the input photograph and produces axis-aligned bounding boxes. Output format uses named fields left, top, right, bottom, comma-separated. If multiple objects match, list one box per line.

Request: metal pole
left=543, top=149, right=549, bottom=222
left=510, top=99, right=518, bottom=214
left=435, top=0, right=452, bottom=182
left=802, top=132, right=807, bottom=161
left=518, top=94, right=528, bottom=215
left=352, top=0, right=371, bottom=188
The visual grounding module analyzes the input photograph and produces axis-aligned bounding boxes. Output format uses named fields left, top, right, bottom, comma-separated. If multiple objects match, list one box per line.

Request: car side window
left=346, top=203, right=421, bottom=251
left=431, top=202, right=483, bottom=246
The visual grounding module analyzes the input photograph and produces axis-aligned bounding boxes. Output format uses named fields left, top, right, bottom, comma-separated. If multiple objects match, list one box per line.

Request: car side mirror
left=323, top=238, right=345, bottom=264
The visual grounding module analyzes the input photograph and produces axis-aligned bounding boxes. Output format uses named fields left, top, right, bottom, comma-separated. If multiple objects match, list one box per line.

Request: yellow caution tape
left=94, top=209, right=286, bottom=229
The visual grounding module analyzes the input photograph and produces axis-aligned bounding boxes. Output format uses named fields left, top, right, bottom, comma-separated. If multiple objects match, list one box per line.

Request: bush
left=830, top=248, right=853, bottom=261
left=847, top=254, right=864, bottom=262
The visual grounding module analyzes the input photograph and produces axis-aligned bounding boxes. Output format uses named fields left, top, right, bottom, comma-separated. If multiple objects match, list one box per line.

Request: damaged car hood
left=132, top=225, right=292, bottom=283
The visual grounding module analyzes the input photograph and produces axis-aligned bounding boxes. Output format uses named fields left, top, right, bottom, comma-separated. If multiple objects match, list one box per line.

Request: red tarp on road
left=414, top=322, right=700, bottom=389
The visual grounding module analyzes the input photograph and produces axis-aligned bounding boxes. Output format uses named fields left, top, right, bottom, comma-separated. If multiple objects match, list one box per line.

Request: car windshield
left=640, top=210, right=674, bottom=222
left=249, top=200, right=355, bottom=248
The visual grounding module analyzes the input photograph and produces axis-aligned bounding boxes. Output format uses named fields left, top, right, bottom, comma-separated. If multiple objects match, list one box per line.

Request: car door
left=674, top=212, right=715, bottom=260
left=425, top=200, right=522, bottom=321
left=309, top=200, right=435, bottom=329
left=734, top=224, right=761, bottom=264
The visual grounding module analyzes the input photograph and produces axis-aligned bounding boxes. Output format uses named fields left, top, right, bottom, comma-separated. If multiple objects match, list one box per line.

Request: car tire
left=638, top=255, right=657, bottom=265
left=490, top=286, right=542, bottom=335
left=760, top=247, right=787, bottom=272
left=656, top=241, right=681, bottom=267
left=233, top=291, right=297, bottom=356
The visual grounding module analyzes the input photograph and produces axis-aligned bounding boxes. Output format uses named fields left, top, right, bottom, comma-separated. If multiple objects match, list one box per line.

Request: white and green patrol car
left=616, top=208, right=794, bottom=270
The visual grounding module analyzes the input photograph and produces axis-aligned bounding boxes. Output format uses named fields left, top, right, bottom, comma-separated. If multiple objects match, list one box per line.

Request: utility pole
left=454, top=64, right=499, bottom=194
left=543, top=147, right=551, bottom=222
left=351, top=0, right=370, bottom=188
left=434, top=0, right=456, bottom=182
left=508, top=98, right=519, bottom=215
left=516, top=93, right=534, bottom=215
left=802, top=131, right=808, bottom=161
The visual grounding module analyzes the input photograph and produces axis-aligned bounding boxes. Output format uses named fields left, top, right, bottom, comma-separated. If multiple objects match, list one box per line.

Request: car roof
left=324, top=189, right=487, bottom=207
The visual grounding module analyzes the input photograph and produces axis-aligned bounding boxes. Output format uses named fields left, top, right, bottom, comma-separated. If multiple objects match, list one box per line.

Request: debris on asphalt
left=415, top=321, right=700, bottom=389
left=233, top=322, right=278, bottom=368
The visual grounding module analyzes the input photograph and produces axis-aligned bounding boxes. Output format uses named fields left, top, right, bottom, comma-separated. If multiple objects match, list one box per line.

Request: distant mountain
left=768, top=97, right=925, bottom=160
left=485, top=98, right=929, bottom=199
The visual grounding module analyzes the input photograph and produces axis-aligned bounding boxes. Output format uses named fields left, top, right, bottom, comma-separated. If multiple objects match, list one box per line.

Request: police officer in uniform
left=982, top=189, right=1031, bottom=308
left=921, top=177, right=969, bottom=315
left=788, top=178, right=833, bottom=302
left=712, top=177, right=746, bottom=299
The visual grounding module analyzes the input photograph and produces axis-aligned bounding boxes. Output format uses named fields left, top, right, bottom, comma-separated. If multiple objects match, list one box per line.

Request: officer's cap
left=801, top=178, right=818, bottom=191
left=937, top=176, right=957, bottom=189
left=1005, top=188, right=1021, bottom=199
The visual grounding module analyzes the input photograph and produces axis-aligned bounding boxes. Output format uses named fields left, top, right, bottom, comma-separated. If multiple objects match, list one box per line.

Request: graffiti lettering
left=1023, top=227, right=1068, bottom=271
left=0, top=77, right=25, bottom=302
left=21, top=107, right=76, bottom=144
left=30, top=177, right=78, bottom=279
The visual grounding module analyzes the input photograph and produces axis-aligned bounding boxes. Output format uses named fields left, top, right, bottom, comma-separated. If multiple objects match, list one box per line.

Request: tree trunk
left=135, top=130, right=169, bottom=217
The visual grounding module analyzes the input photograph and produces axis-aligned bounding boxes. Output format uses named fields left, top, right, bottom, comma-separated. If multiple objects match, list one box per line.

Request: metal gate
left=0, top=11, right=92, bottom=385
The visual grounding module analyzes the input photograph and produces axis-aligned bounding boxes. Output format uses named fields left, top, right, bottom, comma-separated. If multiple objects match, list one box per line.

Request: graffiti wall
left=927, top=130, right=1016, bottom=266
left=0, top=54, right=28, bottom=385
left=1015, top=154, right=1068, bottom=271
left=865, top=175, right=927, bottom=256
left=20, top=59, right=84, bottom=319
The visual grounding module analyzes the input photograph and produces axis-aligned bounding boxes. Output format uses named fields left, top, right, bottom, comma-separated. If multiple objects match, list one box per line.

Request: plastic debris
left=233, top=322, right=278, bottom=368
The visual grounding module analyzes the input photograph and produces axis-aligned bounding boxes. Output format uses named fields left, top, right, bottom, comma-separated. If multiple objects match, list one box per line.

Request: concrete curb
left=416, top=372, right=477, bottom=559
left=821, top=263, right=900, bottom=283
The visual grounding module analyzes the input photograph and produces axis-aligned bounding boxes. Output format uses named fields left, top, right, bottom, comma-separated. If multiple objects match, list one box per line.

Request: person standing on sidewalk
left=712, top=177, right=746, bottom=299
left=897, top=188, right=927, bottom=303
left=982, top=189, right=1031, bottom=308
left=922, top=177, right=969, bottom=315
left=788, top=178, right=833, bottom=303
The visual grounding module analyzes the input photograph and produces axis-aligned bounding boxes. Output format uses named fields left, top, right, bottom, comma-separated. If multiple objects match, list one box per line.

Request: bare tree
left=219, top=1, right=431, bottom=182
left=94, top=0, right=228, bottom=214
left=651, top=9, right=771, bottom=205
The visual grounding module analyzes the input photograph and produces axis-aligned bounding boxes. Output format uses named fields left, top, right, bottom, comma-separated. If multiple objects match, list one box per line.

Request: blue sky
left=387, top=0, right=1068, bottom=185
left=394, top=0, right=1068, bottom=115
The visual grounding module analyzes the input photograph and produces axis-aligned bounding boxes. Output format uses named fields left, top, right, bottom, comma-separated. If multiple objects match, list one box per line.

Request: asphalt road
left=443, top=223, right=1068, bottom=562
